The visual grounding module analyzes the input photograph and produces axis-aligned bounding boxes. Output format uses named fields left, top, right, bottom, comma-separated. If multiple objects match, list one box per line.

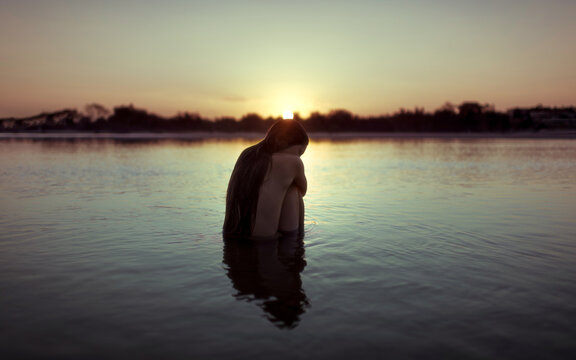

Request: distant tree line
left=1, top=102, right=574, bottom=133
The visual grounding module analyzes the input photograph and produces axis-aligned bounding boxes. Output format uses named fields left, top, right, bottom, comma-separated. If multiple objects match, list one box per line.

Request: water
left=1, top=135, right=575, bottom=359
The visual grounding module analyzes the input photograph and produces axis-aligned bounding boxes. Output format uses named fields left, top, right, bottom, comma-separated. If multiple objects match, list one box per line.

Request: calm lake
left=1, top=135, right=575, bottom=359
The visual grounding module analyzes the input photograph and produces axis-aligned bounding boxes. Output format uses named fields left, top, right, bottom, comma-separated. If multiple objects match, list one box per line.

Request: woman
left=224, top=120, right=309, bottom=240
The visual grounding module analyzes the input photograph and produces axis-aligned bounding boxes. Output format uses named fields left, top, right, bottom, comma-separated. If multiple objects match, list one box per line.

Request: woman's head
left=262, top=120, right=309, bottom=155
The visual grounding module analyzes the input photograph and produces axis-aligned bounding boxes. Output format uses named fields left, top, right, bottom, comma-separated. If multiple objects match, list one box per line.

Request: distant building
left=0, top=109, right=78, bottom=131
left=508, top=106, right=576, bottom=129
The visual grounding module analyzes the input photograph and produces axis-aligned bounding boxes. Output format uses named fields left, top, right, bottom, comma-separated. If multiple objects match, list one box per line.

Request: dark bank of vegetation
left=1, top=102, right=575, bottom=133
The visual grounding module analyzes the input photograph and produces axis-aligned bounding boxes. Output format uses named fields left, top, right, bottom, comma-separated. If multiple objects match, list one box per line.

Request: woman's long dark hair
left=223, top=120, right=309, bottom=238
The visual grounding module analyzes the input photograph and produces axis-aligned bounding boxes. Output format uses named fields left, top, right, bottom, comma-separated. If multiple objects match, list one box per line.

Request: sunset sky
left=1, top=0, right=575, bottom=119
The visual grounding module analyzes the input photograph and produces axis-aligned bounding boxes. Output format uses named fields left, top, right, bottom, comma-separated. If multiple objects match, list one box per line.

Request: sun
left=282, top=111, right=294, bottom=120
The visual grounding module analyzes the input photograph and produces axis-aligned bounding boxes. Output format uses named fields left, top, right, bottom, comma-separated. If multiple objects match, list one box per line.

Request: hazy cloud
left=222, top=95, right=247, bottom=103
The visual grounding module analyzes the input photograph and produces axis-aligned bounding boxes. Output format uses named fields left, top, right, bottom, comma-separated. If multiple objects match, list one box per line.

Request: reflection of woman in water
left=223, top=120, right=309, bottom=239
left=223, top=234, right=309, bottom=329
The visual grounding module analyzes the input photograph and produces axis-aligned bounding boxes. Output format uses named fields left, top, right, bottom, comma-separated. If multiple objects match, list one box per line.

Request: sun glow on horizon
left=282, top=111, right=294, bottom=120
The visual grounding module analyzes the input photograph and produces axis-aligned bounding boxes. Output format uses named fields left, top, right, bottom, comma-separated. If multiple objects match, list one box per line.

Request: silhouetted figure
left=223, top=120, right=309, bottom=240
left=222, top=234, right=309, bottom=329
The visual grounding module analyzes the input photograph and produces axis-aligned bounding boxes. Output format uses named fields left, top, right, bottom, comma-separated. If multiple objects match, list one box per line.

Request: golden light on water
left=282, top=111, right=294, bottom=120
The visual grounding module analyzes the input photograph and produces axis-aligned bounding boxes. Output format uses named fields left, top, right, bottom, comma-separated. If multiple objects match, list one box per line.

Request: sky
left=1, top=0, right=575, bottom=119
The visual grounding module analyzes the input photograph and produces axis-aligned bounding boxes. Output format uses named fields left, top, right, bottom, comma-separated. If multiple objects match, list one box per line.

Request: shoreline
left=0, top=130, right=575, bottom=140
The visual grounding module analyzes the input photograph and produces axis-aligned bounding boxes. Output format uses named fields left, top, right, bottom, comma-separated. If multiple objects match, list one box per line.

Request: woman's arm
left=298, top=193, right=305, bottom=236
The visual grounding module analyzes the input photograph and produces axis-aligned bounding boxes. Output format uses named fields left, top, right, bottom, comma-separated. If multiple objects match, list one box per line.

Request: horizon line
left=3, top=101, right=576, bottom=122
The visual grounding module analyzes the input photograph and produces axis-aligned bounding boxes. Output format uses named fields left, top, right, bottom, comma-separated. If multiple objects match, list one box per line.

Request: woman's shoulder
left=271, top=153, right=304, bottom=172
left=272, top=153, right=303, bottom=163
left=272, top=152, right=300, bottom=158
